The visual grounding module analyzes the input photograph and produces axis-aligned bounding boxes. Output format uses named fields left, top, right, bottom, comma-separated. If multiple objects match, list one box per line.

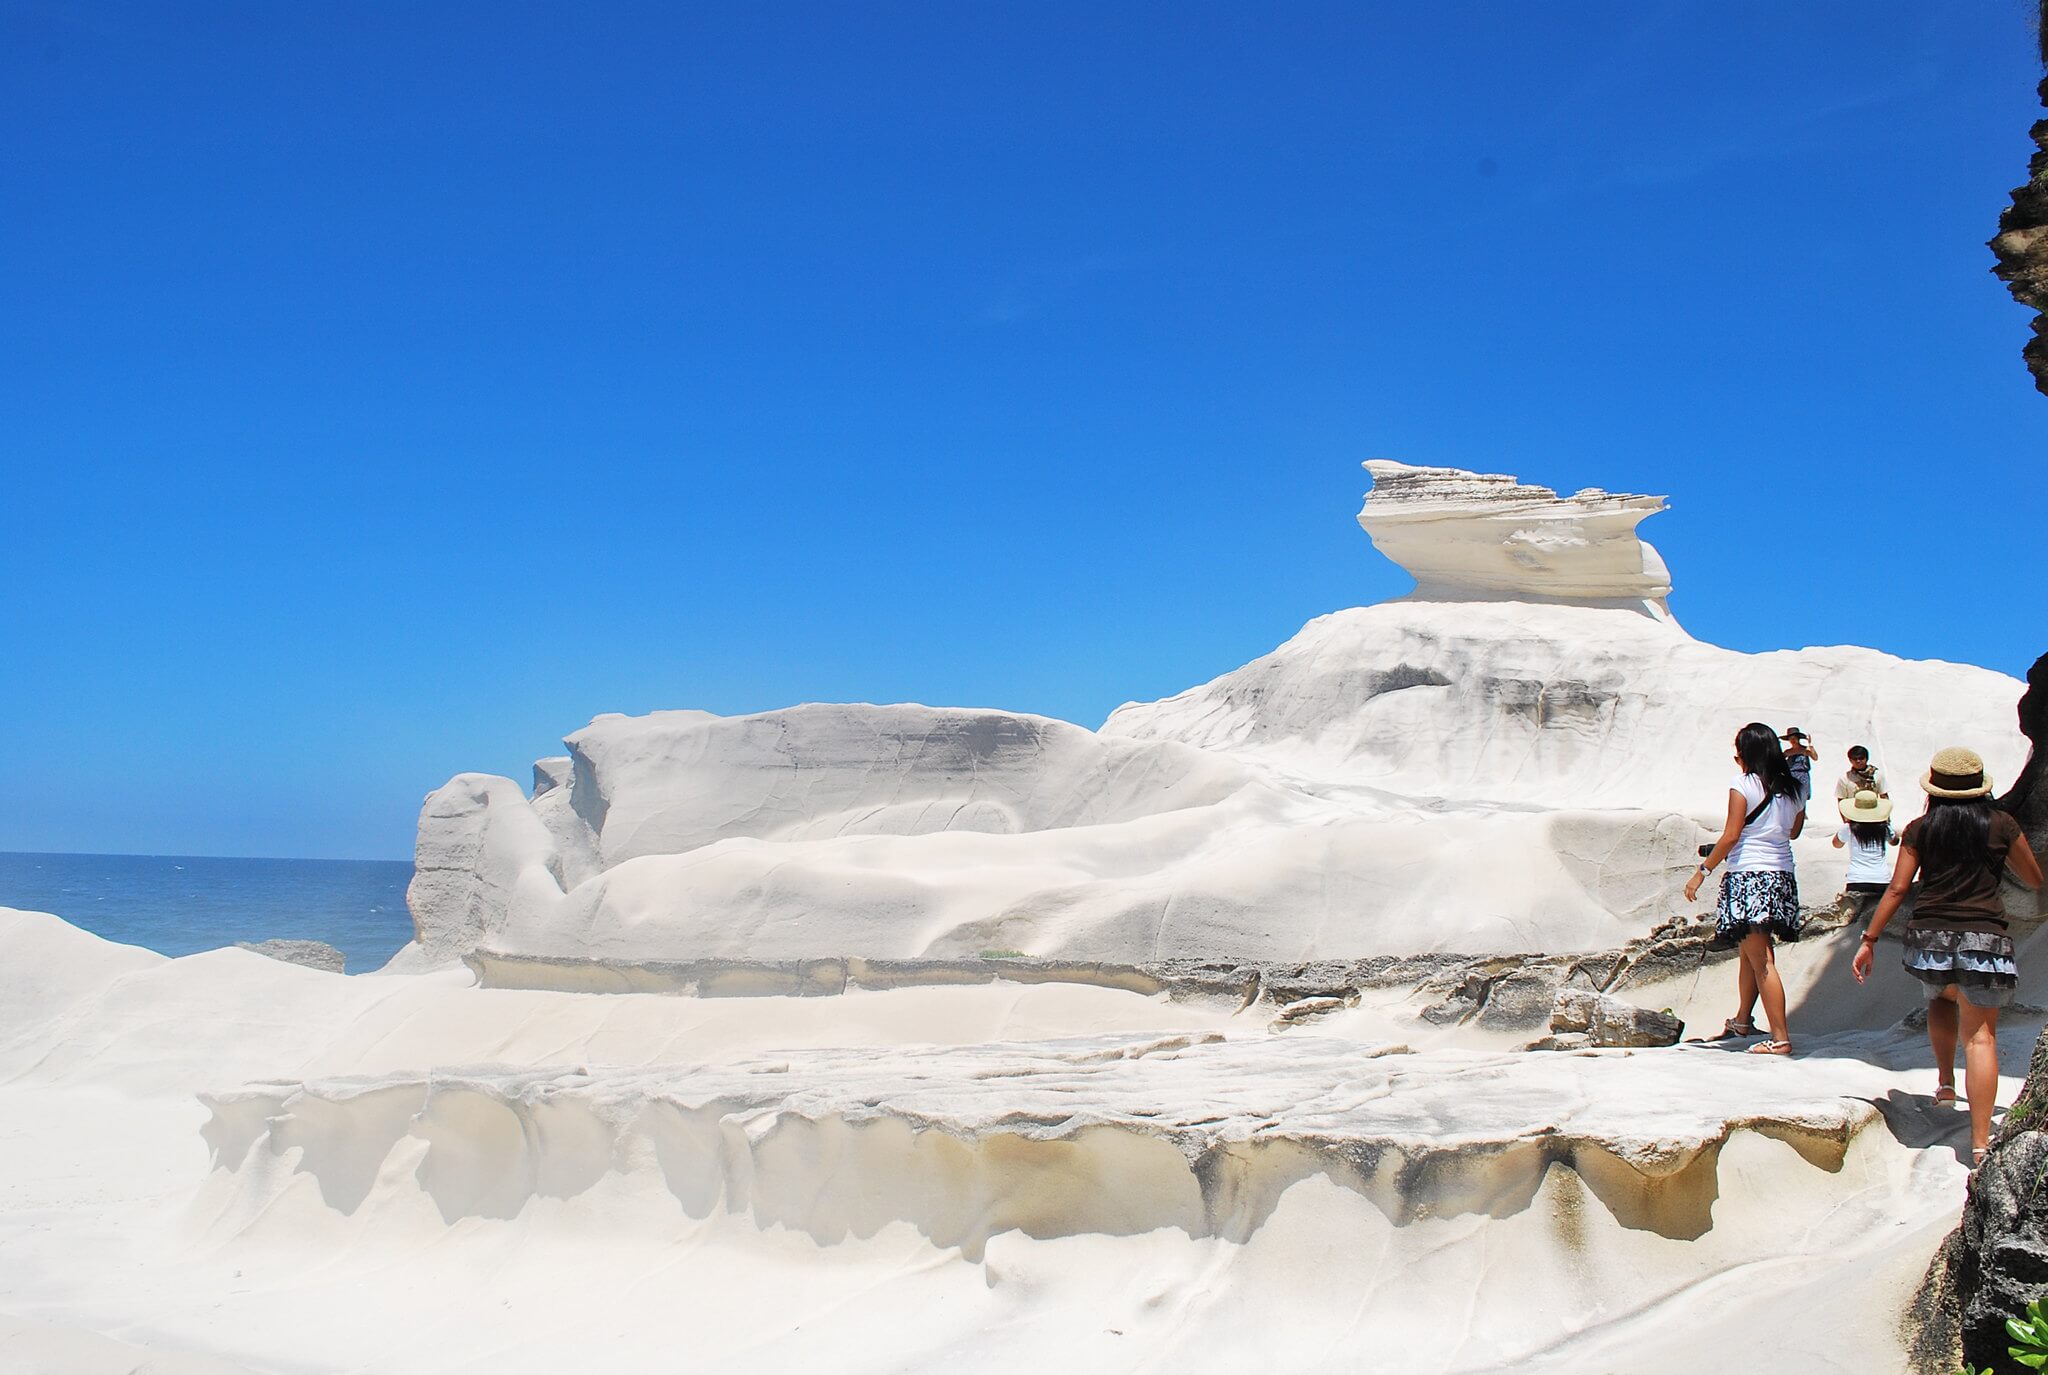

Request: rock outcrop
left=1991, top=54, right=2048, bottom=396
left=202, top=1030, right=1887, bottom=1258
left=1534, top=988, right=1684, bottom=1049
left=2002, top=652, right=2048, bottom=915
left=1101, top=597, right=2023, bottom=813
left=233, top=939, right=346, bottom=974
left=1356, top=460, right=1675, bottom=615
left=404, top=698, right=1717, bottom=969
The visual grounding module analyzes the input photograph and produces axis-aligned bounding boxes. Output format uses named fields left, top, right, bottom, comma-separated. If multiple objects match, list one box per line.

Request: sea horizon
left=1, top=847, right=410, bottom=864
left=0, top=849, right=416, bottom=973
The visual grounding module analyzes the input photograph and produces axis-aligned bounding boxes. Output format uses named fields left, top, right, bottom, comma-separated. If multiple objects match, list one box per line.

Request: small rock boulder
left=1523, top=1032, right=1595, bottom=1052
left=1542, top=989, right=1681, bottom=1048
left=235, top=939, right=347, bottom=974
left=1272, top=994, right=1351, bottom=1028
left=533, top=755, right=573, bottom=796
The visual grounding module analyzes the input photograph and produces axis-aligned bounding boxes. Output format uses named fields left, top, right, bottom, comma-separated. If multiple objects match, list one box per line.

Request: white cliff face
left=407, top=701, right=1699, bottom=965
left=1358, top=460, right=1675, bottom=614
left=562, top=703, right=1260, bottom=865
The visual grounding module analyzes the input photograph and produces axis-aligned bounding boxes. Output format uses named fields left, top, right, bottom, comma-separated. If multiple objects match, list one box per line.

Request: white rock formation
left=404, top=699, right=1711, bottom=967
left=1357, top=459, right=1675, bottom=614
left=3, top=461, right=2032, bottom=1375
left=532, top=755, right=572, bottom=796
left=399, top=462, right=2024, bottom=972
left=1100, top=597, right=2025, bottom=812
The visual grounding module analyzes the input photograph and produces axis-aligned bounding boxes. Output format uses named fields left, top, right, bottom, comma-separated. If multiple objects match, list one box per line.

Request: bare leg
left=1735, top=944, right=1759, bottom=1029
left=1927, top=989, right=1959, bottom=1095
left=1959, top=1000, right=2002, bottom=1156
left=1743, top=931, right=1789, bottom=1045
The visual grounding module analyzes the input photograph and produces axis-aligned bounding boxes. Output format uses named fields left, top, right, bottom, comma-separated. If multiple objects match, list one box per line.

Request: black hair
left=1848, top=818, right=1891, bottom=847
left=1735, top=722, right=1804, bottom=801
left=1848, top=745, right=1870, bottom=762
left=1917, top=795, right=1994, bottom=879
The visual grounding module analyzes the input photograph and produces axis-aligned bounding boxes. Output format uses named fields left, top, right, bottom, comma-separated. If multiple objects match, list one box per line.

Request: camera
left=1697, top=843, right=1715, bottom=858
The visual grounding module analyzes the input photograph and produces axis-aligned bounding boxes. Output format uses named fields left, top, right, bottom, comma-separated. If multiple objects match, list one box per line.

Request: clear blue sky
left=3, top=2, right=2043, bottom=860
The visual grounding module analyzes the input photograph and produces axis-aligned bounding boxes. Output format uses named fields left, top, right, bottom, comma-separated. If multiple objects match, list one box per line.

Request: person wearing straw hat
left=1854, top=746, right=2044, bottom=1166
left=1833, top=787, right=1896, bottom=919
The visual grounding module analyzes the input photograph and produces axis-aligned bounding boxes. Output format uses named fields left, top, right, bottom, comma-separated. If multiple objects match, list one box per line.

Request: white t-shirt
left=1726, top=774, right=1802, bottom=872
left=1835, top=825, right=1893, bottom=884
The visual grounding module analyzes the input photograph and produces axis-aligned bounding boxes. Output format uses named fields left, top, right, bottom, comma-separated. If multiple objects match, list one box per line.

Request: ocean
left=0, top=851, right=416, bottom=974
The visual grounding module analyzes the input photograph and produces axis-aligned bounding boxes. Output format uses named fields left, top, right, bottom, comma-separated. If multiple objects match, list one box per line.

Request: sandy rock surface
left=0, top=905, right=2029, bottom=1373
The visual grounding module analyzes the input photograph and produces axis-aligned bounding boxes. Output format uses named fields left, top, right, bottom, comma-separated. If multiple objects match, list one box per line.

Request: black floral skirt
left=1902, top=925, right=2019, bottom=1009
left=1712, top=869, right=1802, bottom=946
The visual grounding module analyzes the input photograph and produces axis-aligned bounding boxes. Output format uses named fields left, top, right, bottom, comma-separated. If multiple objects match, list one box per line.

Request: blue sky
left=2, top=2, right=2043, bottom=860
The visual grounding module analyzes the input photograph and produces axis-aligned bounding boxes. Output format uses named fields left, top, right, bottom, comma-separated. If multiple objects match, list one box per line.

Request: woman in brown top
left=1854, top=746, right=2043, bottom=1165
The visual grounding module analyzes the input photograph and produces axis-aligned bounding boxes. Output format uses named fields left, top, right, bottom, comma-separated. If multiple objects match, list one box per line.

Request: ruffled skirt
left=1902, top=926, right=2018, bottom=1008
left=1713, top=869, right=1802, bottom=946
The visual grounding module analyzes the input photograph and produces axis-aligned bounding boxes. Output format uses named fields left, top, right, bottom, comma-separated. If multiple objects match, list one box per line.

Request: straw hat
left=1840, top=788, right=1893, bottom=822
left=1921, top=746, right=1995, bottom=799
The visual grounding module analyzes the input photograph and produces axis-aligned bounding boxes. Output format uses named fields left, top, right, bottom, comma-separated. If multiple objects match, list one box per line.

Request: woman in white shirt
left=1683, top=722, right=1809, bottom=1054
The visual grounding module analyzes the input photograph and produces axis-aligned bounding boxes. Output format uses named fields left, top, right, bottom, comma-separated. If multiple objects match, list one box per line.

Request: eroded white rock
left=1358, top=460, right=1674, bottom=614
left=400, top=463, right=2028, bottom=973
left=202, top=1031, right=1880, bottom=1248
left=1102, top=598, right=2025, bottom=814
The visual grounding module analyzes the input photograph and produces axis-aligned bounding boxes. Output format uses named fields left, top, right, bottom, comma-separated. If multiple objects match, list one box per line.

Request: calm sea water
left=0, top=851, right=416, bottom=974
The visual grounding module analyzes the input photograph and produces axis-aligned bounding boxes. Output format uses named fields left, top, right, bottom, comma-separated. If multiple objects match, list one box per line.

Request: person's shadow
left=1864, top=1086, right=1975, bottom=1167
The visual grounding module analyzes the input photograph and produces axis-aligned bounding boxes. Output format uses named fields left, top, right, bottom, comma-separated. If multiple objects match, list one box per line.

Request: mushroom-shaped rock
left=1358, top=460, right=1674, bottom=616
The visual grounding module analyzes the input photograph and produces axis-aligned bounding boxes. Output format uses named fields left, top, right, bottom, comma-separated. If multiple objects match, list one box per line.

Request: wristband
left=1860, top=933, right=1879, bottom=945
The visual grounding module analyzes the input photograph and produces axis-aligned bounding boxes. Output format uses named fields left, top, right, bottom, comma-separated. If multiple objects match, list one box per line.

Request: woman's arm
left=2010, top=833, right=2045, bottom=891
left=1831, top=833, right=1845, bottom=849
left=1790, top=806, right=1806, bottom=840
left=1684, top=789, right=1748, bottom=903
left=1851, top=842, right=1921, bottom=983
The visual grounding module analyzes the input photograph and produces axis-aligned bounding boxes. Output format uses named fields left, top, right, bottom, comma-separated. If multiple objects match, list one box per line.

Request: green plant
left=2012, top=1297, right=2048, bottom=1368
left=978, top=948, right=1026, bottom=960
left=1952, top=1297, right=2048, bottom=1373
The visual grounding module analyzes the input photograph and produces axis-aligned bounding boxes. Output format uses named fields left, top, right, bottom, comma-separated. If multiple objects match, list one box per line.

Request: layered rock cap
left=1357, top=460, right=1674, bottom=616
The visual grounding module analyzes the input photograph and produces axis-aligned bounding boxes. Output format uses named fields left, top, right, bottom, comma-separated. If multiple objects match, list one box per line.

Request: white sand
left=0, top=906, right=2017, bottom=1373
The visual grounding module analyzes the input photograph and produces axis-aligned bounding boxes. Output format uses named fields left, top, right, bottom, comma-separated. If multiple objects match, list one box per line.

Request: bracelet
left=1860, top=932, right=1880, bottom=945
